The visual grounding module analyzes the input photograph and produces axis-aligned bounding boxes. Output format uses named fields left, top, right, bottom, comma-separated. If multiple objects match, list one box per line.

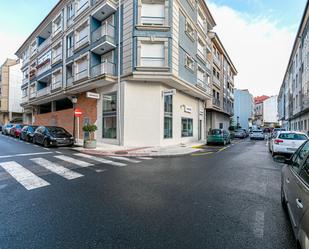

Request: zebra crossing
left=0, top=153, right=153, bottom=191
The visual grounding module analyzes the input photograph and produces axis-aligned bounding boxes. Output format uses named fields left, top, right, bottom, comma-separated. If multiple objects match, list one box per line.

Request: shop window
left=103, top=93, right=117, bottom=139
left=164, top=95, right=173, bottom=138
left=181, top=118, right=193, bottom=137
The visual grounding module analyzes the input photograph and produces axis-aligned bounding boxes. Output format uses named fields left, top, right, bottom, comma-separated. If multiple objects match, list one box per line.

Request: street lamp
left=237, top=116, right=240, bottom=129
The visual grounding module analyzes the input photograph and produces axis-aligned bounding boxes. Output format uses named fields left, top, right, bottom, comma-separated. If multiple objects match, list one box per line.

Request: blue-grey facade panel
left=178, top=46, right=197, bottom=85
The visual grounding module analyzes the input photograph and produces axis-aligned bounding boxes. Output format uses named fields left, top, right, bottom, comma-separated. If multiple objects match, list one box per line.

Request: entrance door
left=198, top=120, right=202, bottom=140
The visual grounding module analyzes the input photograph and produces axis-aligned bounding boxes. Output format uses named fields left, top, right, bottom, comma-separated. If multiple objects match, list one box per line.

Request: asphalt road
left=0, top=134, right=296, bottom=249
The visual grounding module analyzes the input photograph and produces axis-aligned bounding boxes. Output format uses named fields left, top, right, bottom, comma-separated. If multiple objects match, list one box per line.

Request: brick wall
left=34, top=93, right=97, bottom=139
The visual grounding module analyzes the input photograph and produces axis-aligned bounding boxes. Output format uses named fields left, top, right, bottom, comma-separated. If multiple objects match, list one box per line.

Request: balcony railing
left=30, top=91, right=36, bottom=99
left=22, top=96, right=29, bottom=103
left=67, top=76, right=73, bottom=87
left=141, top=16, right=165, bottom=25
left=75, top=34, right=89, bottom=50
left=51, top=80, right=62, bottom=90
left=75, top=69, right=88, bottom=81
left=53, top=25, right=62, bottom=37
left=37, top=37, right=51, bottom=53
left=213, top=98, right=220, bottom=107
left=92, top=24, right=115, bottom=43
left=213, top=76, right=220, bottom=86
left=37, top=60, right=51, bottom=76
left=52, top=52, right=62, bottom=64
left=91, top=61, right=115, bottom=77
left=37, top=86, right=51, bottom=97
left=213, top=56, right=221, bottom=67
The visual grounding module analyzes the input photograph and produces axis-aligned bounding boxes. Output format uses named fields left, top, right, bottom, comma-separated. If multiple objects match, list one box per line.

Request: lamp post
left=71, top=97, right=78, bottom=143
left=237, top=116, right=240, bottom=129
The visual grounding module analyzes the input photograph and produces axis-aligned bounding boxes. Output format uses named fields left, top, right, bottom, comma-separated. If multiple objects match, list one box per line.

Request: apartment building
left=278, top=1, right=309, bottom=133
left=0, top=59, right=23, bottom=124
left=233, top=89, right=254, bottom=130
left=206, top=32, right=237, bottom=131
left=253, top=95, right=269, bottom=127
left=16, top=0, right=236, bottom=146
left=263, top=95, right=278, bottom=127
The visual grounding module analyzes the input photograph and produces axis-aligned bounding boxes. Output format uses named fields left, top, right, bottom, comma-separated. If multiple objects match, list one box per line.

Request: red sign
left=74, top=108, right=82, bottom=117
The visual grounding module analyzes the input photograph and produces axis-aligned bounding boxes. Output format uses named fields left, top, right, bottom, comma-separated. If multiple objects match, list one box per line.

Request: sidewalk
left=71, top=141, right=205, bottom=157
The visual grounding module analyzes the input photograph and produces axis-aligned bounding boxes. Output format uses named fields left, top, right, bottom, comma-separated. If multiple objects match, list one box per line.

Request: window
left=75, top=56, right=88, bottom=80
left=53, top=15, right=62, bottom=36
left=299, top=157, right=309, bottom=185
left=140, top=42, right=165, bottom=67
left=22, top=88, right=28, bottom=97
left=197, top=36, right=205, bottom=60
left=67, top=34, right=74, bottom=57
left=278, top=133, right=307, bottom=140
left=185, top=54, right=194, bottom=71
left=164, top=95, right=173, bottom=138
left=291, top=141, right=309, bottom=171
left=76, top=0, right=89, bottom=15
left=52, top=43, right=62, bottom=63
left=197, top=9, right=206, bottom=31
left=75, top=22, right=89, bottom=48
left=67, top=3, right=75, bottom=22
left=197, top=66, right=205, bottom=87
left=102, top=93, right=117, bottom=139
left=219, top=123, right=223, bottom=129
left=141, top=1, right=165, bottom=25
left=185, top=20, right=195, bottom=40
left=181, top=118, right=193, bottom=137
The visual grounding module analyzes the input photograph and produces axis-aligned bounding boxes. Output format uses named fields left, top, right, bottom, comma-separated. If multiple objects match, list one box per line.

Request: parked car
left=207, top=129, right=231, bottom=145
left=269, top=131, right=308, bottom=157
left=250, top=130, right=265, bottom=140
left=277, top=140, right=309, bottom=249
left=241, top=129, right=249, bottom=137
left=0, top=125, right=2, bottom=132
left=234, top=129, right=247, bottom=139
left=33, top=126, right=74, bottom=147
left=20, top=125, right=38, bottom=142
left=2, top=124, right=13, bottom=135
left=10, top=124, right=24, bottom=138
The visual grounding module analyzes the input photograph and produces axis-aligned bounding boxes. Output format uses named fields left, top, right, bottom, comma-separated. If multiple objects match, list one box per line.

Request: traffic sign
left=74, top=108, right=82, bottom=117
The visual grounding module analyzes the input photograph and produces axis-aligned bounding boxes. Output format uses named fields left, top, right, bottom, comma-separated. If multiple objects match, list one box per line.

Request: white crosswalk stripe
left=108, top=156, right=140, bottom=163
left=74, top=153, right=126, bottom=167
left=31, top=158, right=83, bottom=180
left=0, top=161, right=50, bottom=190
left=136, top=157, right=153, bottom=160
left=54, top=155, right=94, bottom=167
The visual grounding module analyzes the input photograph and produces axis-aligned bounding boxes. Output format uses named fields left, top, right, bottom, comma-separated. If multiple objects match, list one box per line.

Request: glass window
left=300, top=157, right=309, bottom=185
left=141, top=1, right=165, bottom=25
left=291, top=141, right=309, bottom=171
left=140, top=42, right=165, bottom=67
left=164, top=95, right=172, bottom=138
left=103, top=93, right=117, bottom=139
left=181, top=118, right=193, bottom=137
left=278, top=133, right=308, bottom=140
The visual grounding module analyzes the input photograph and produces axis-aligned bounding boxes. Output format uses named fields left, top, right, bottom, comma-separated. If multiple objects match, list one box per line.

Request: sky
left=0, top=0, right=307, bottom=96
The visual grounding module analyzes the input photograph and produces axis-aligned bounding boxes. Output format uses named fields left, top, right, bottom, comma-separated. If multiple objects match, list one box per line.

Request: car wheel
left=43, top=139, right=50, bottom=148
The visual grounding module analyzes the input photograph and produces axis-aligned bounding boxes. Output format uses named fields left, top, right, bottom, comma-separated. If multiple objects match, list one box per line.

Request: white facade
left=263, top=96, right=278, bottom=124
left=8, top=63, right=23, bottom=113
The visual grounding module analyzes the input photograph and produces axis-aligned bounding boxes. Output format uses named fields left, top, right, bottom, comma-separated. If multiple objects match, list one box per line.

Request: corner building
left=16, top=0, right=237, bottom=146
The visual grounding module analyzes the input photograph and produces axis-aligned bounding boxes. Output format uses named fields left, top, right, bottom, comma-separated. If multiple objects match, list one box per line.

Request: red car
left=10, top=124, right=24, bottom=138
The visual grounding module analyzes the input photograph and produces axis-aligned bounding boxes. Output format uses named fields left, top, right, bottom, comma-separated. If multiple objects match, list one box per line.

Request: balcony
left=22, top=96, right=29, bottom=103
left=206, top=60, right=211, bottom=71
left=213, top=76, right=220, bottom=87
left=37, top=59, right=51, bottom=76
left=75, top=69, right=89, bottom=81
left=213, top=56, right=221, bottom=67
left=37, top=37, right=51, bottom=53
left=37, top=86, right=51, bottom=97
left=91, top=0, right=116, bottom=22
left=75, top=34, right=89, bottom=50
left=91, top=24, right=116, bottom=54
left=51, top=80, right=62, bottom=90
left=29, top=91, right=37, bottom=99
left=22, top=77, right=29, bottom=86
left=30, top=46, right=37, bottom=58
left=22, top=57, right=29, bottom=68
left=67, top=47, right=73, bottom=58
left=91, top=61, right=115, bottom=77
left=213, top=98, right=220, bottom=107
left=67, top=76, right=73, bottom=87
left=52, top=52, right=62, bottom=64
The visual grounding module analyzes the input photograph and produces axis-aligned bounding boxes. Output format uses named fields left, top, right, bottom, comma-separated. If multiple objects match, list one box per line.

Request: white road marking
left=26, top=142, right=31, bottom=145
left=95, top=169, right=107, bottom=173
left=55, top=151, right=62, bottom=154
left=136, top=157, right=153, bottom=160
left=34, top=145, right=40, bottom=147
left=43, top=148, right=50, bottom=151
left=74, top=153, right=126, bottom=167
left=0, top=152, right=53, bottom=159
left=108, top=156, right=140, bottom=163
left=0, top=161, right=50, bottom=190
left=54, top=155, right=94, bottom=167
left=253, top=211, right=265, bottom=239
left=31, top=158, right=83, bottom=180
left=18, top=140, right=23, bottom=143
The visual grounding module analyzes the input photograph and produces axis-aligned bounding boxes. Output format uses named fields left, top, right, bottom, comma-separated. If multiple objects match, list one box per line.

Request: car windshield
left=253, top=130, right=262, bottom=133
left=48, top=127, right=70, bottom=136
left=278, top=133, right=308, bottom=140
left=7, top=124, right=13, bottom=128
left=28, top=126, right=38, bottom=132
left=210, top=129, right=222, bottom=135
left=16, top=125, right=23, bottom=129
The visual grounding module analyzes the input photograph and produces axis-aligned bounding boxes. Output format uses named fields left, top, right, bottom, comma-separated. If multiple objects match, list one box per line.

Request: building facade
left=278, top=1, right=309, bottom=133
left=16, top=0, right=236, bottom=146
left=0, top=59, right=23, bottom=124
left=253, top=95, right=269, bottom=127
left=263, top=95, right=278, bottom=127
left=233, top=89, right=254, bottom=130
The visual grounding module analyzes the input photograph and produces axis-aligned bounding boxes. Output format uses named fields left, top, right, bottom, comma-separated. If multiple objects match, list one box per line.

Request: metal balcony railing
left=91, top=24, right=115, bottom=43
left=91, top=61, right=115, bottom=77
left=213, top=98, right=220, bottom=107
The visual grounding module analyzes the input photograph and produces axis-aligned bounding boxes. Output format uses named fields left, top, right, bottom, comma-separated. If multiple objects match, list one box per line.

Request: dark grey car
left=279, top=140, right=309, bottom=249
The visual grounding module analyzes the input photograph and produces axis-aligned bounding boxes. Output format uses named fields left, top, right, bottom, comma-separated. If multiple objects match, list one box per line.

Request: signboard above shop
left=163, top=89, right=176, bottom=96
left=86, top=92, right=100, bottom=99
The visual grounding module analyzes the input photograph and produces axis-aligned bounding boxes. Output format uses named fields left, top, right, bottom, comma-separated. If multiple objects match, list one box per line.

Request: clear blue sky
left=0, top=0, right=306, bottom=37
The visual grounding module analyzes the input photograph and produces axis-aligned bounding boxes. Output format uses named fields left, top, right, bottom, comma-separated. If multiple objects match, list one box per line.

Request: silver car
left=279, top=140, right=309, bottom=249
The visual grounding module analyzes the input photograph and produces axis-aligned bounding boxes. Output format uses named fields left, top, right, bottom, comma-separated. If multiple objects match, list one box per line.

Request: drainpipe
left=117, top=0, right=122, bottom=146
